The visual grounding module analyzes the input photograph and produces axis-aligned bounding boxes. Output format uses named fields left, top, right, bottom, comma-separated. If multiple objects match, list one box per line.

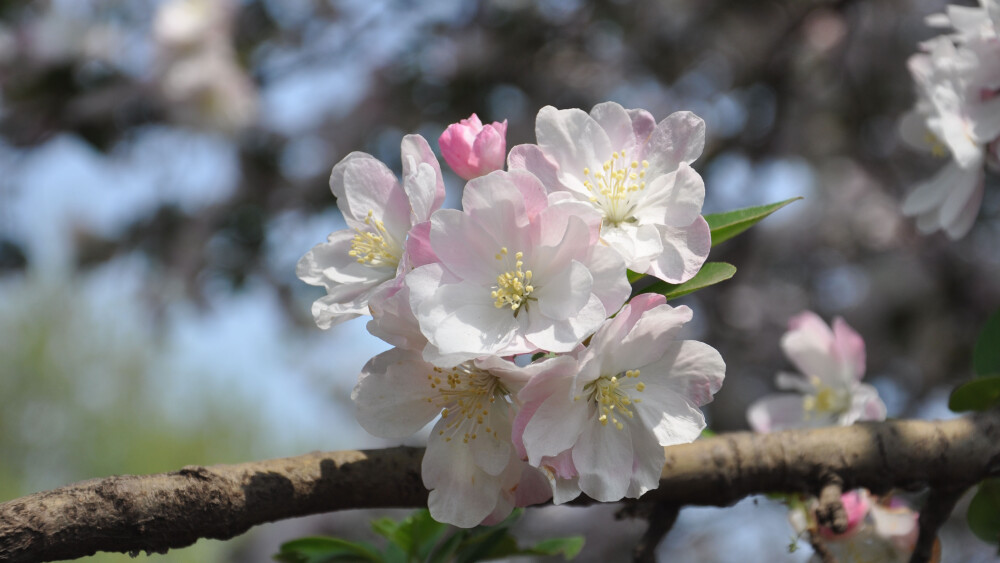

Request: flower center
left=490, top=247, right=535, bottom=315
left=584, top=369, right=644, bottom=431
left=426, top=363, right=509, bottom=444
left=582, top=150, right=649, bottom=226
left=348, top=210, right=401, bottom=268
left=803, top=377, right=851, bottom=419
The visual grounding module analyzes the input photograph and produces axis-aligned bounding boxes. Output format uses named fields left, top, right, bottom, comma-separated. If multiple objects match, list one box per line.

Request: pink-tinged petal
left=602, top=223, right=664, bottom=269
left=537, top=197, right=603, bottom=246
left=471, top=121, right=507, bottom=176
left=870, top=499, right=919, bottom=552
left=510, top=462, right=553, bottom=508
left=404, top=220, right=438, bottom=268
left=524, top=294, right=606, bottom=352
left=310, top=294, right=363, bottom=328
left=328, top=151, right=376, bottom=203
left=458, top=173, right=536, bottom=252
left=535, top=106, right=612, bottom=184
left=518, top=363, right=589, bottom=465
left=424, top=433, right=503, bottom=528
left=507, top=143, right=572, bottom=194
left=635, top=384, right=708, bottom=446
left=597, top=304, right=694, bottom=377
left=366, top=280, right=427, bottom=352
left=901, top=161, right=956, bottom=216
left=634, top=162, right=706, bottom=227
left=415, top=278, right=518, bottom=360
left=627, top=108, right=657, bottom=145
left=533, top=260, right=594, bottom=320
left=832, top=317, right=866, bottom=381
left=939, top=157, right=985, bottom=230
left=430, top=209, right=505, bottom=286
left=530, top=213, right=595, bottom=283
left=644, top=218, right=711, bottom=284
left=580, top=245, right=630, bottom=316
left=625, top=422, right=666, bottom=498
left=337, top=157, right=410, bottom=230
left=943, top=178, right=984, bottom=239
left=589, top=101, right=636, bottom=153
left=573, top=411, right=634, bottom=502
left=783, top=312, right=851, bottom=387
left=746, top=394, right=807, bottom=433
left=642, top=111, right=706, bottom=178
left=469, top=405, right=514, bottom=476
left=297, top=231, right=377, bottom=287
left=352, top=348, right=443, bottom=438
left=504, top=169, right=551, bottom=222
left=401, top=134, right=445, bottom=220
left=550, top=473, right=583, bottom=505
left=845, top=383, right=887, bottom=424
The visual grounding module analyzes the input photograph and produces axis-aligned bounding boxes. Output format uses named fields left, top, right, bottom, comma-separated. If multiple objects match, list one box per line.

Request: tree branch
left=3, top=413, right=1000, bottom=563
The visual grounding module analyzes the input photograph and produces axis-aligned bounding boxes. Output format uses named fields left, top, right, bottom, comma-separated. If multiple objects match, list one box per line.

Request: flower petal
left=573, top=411, right=634, bottom=502
left=643, top=218, right=711, bottom=284
left=352, top=348, right=442, bottom=438
left=642, top=111, right=706, bottom=178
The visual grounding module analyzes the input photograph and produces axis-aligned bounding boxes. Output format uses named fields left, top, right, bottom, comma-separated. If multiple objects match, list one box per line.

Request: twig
left=815, top=477, right=847, bottom=534
left=909, top=487, right=965, bottom=563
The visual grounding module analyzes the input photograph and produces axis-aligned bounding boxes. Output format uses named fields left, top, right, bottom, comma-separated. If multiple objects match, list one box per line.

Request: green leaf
left=968, top=479, right=1000, bottom=545
left=425, top=531, right=467, bottom=563
left=274, top=537, right=383, bottom=563
left=404, top=510, right=449, bottom=561
left=636, top=262, right=736, bottom=300
left=627, top=269, right=645, bottom=283
left=704, top=197, right=802, bottom=247
left=700, top=428, right=716, bottom=438
left=454, top=527, right=513, bottom=563
left=948, top=375, right=1000, bottom=412
left=519, top=537, right=585, bottom=559
left=975, top=310, right=1000, bottom=377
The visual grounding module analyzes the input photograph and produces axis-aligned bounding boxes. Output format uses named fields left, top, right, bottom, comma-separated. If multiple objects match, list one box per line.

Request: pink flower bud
left=438, top=113, right=507, bottom=180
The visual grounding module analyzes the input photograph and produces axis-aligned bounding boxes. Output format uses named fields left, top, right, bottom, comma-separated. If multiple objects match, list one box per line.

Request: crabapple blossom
left=438, top=114, right=508, bottom=180
left=899, top=2, right=1000, bottom=238
left=515, top=293, right=725, bottom=502
left=406, top=169, right=630, bottom=366
left=747, top=311, right=886, bottom=433
left=788, top=490, right=920, bottom=563
left=352, top=348, right=558, bottom=527
left=508, top=101, right=710, bottom=283
left=297, top=134, right=445, bottom=328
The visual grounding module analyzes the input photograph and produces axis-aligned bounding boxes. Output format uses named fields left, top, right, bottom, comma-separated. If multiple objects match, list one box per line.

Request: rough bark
left=2, top=412, right=999, bottom=563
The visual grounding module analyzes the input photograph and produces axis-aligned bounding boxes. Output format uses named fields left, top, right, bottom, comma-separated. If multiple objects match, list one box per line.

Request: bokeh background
left=1, top=0, right=999, bottom=561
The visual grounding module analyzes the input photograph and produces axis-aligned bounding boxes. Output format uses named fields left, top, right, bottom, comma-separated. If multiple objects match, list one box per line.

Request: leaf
left=519, top=537, right=585, bottom=559
left=948, top=375, right=1000, bottom=412
left=975, top=310, right=1000, bottom=377
left=274, top=537, right=383, bottom=563
left=635, top=262, right=736, bottom=300
left=704, top=197, right=802, bottom=247
left=425, top=531, right=467, bottom=563
left=968, top=479, right=1000, bottom=545
left=404, top=510, right=449, bottom=561
left=453, top=527, right=513, bottom=563
left=627, top=269, right=645, bottom=283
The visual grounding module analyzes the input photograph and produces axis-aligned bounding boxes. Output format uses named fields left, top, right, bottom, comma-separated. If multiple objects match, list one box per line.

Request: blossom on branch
left=297, top=135, right=445, bottom=328
left=514, top=294, right=725, bottom=502
left=509, top=101, right=711, bottom=283
left=899, top=0, right=1000, bottom=238
left=438, top=113, right=508, bottom=180
left=747, top=311, right=886, bottom=433
left=406, top=169, right=630, bottom=365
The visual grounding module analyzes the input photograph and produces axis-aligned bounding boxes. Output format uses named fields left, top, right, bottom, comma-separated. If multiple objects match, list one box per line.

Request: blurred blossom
left=154, top=0, right=258, bottom=133
left=438, top=114, right=508, bottom=180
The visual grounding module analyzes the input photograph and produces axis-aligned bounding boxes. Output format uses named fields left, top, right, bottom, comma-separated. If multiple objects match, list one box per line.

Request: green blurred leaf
left=405, top=510, right=449, bottom=561
left=948, top=375, right=1000, bottom=412
left=274, top=537, right=383, bottom=563
left=426, top=531, right=467, bottom=563
left=968, top=479, right=1000, bottom=545
left=704, top=197, right=802, bottom=247
left=975, top=310, right=1000, bottom=377
left=636, top=262, right=736, bottom=300
left=518, top=537, right=585, bottom=559
left=454, top=527, right=513, bottom=563
left=627, top=269, right=644, bottom=283
left=700, top=428, right=716, bottom=438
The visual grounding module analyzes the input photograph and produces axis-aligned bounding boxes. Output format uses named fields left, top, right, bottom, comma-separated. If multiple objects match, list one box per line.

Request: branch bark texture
left=2, top=413, right=1000, bottom=563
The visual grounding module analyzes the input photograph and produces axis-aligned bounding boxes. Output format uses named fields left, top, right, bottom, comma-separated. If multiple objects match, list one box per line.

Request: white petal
left=400, top=133, right=445, bottom=217
left=634, top=162, right=706, bottom=227
left=424, top=434, right=503, bottom=528
left=644, top=218, right=711, bottom=284
left=524, top=294, right=606, bottom=352
left=535, top=106, right=612, bottom=183
left=625, top=422, right=666, bottom=498
left=416, top=278, right=517, bottom=359
left=519, top=367, right=590, bottom=465
left=533, top=260, right=593, bottom=321
left=746, top=394, right=807, bottom=433
left=573, top=411, right=634, bottom=502
left=507, top=143, right=572, bottom=194
left=580, top=245, right=630, bottom=317
left=642, top=111, right=706, bottom=177
left=352, top=348, right=442, bottom=438
left=589, top=101, right=636, bottom=153
left=430, top=209, right=505, bottom=286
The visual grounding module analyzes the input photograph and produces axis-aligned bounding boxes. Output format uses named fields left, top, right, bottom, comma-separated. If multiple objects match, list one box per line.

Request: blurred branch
left=2, top=412, right=1000, bottom=562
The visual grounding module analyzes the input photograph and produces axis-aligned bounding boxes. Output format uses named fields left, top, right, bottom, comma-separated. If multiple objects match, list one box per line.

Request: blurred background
left=1, top=0, right=998, bottom=561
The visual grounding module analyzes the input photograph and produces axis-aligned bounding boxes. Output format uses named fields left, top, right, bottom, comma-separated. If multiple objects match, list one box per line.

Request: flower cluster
left=299, top=102, right=726, bottom=527
left=747, top=313, right=918, bottom=561
left=899, top=0, right=1000, bottom=238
